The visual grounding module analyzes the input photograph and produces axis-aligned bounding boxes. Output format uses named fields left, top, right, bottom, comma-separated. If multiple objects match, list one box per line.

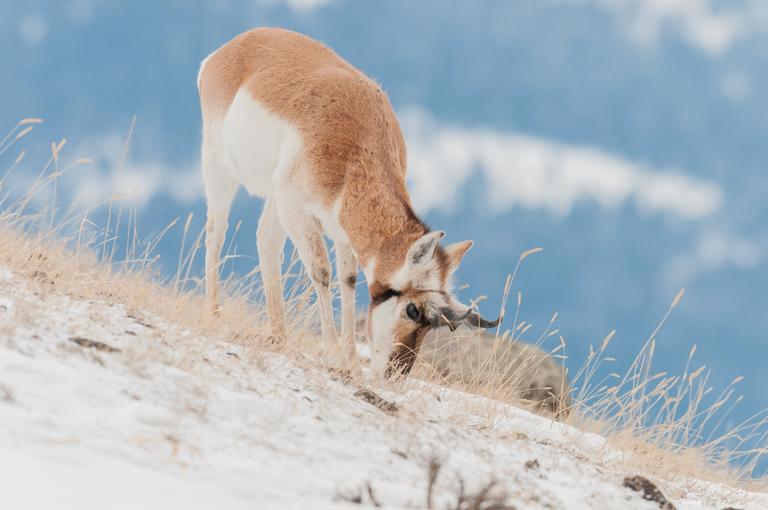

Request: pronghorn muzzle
left=384, top=308, right=503, bottom=379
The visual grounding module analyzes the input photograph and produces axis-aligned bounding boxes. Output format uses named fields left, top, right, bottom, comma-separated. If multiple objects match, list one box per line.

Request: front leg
left=335, top=241, right=362, bottom=374
left=277, top=203, right=346, bottom=369
left=202, top=147, right=239, bottom=315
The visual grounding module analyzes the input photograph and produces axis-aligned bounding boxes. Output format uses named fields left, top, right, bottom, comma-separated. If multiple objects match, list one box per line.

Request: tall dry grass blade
left=16, top=127, right=34, bottom=140
left=181, top=226, right=206, bottom=292
left=48, top=141, right=66, bottom=233
left=0, top=151, right=26, bottom=192
left=226, top=220, right=242, bottom=277
left=174, top=212, right=194, bottom=291
left=0, top=118, right=42, bottom=150
left=103, top=116, right=135, bottom=265
left=125, top=187, right=136, bottom=271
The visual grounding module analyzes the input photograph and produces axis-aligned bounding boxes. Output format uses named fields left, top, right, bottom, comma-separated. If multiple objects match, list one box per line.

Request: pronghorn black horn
left=463, top=311, right=503, bottom=329
left=441, top=307, right=472, bottom=322
left=433, top=307, right=473, bottom=331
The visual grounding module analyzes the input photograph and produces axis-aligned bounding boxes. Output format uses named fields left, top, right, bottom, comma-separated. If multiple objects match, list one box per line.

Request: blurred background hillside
left=2, top=0, right=768, bottom=448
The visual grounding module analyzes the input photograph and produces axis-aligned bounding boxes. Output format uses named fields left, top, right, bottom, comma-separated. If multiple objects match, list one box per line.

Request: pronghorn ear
left=407, top=231, right=445, bottom=268
left=445, top=240, right=473, bottom=274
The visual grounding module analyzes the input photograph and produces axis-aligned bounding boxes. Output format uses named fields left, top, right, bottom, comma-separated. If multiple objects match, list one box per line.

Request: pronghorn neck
left=334, top=128, right=431, bottom=290
left=337, top=184, right=427, bottom=290
left=346, top=201, right=428, bottom=289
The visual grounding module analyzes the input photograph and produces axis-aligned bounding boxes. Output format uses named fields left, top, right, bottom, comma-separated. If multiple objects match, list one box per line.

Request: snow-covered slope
left=0, top=266, right=764, bottom=510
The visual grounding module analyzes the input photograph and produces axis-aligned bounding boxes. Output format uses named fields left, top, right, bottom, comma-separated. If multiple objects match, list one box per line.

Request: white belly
left=218, top=89, right=349, bottom=244
left=220, top=89, right=301, bottom=197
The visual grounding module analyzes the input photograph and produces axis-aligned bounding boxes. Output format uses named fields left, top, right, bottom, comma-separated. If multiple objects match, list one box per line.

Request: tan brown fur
left=200, top=28, right=421, bottom=276
left=200, top=28, right=497, bottom=378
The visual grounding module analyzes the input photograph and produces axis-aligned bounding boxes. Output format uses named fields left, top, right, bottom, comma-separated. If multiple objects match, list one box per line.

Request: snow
left=0, top=266, right=766, bottom=509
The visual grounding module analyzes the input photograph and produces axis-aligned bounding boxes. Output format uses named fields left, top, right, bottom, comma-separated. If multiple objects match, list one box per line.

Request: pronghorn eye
left=406, top=303, right=421, bottom=322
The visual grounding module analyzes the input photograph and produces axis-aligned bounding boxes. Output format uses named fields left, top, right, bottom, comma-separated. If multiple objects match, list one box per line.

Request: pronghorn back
left=198, top=28, right=408, bottom=208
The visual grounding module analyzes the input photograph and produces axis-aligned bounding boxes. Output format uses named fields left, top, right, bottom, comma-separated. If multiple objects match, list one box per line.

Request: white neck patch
left=361, top=257, right=377, bottom=286
left=368, top=297, right=398, bottom=380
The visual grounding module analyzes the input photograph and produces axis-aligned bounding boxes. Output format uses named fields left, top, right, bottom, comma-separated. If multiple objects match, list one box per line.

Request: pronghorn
left=198, top=27, right=501, bottom=379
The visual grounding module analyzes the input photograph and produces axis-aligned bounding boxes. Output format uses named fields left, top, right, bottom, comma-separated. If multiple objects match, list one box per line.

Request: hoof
left=327, top=365, right=353, bottom=381
left=254, top=332, right=284, bottom=347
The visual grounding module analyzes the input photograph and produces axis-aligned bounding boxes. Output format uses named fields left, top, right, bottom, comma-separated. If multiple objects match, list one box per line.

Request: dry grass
left=412, top=317, right=571, bottom=419
left=2, top=119, right=768, bottom=503
left=400, top=250, right=567, bottom=413
left=565, top=291, right=768, bottom=498
left=0, top=119, right=329, bottom=368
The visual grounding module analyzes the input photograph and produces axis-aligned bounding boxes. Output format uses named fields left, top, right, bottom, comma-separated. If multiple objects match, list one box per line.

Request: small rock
left=525, top=459, right=539, bottom=470
left=354, top=389, right=398, bottom=417
left=127, top=313, right=154, bottom=329
left=69, top=337, right=121, bottom=353
left=623, top=476, right=675, bottom=510
left=0, top=383, right=14, bottom=402
left=392, top=450, right=408, bottom=459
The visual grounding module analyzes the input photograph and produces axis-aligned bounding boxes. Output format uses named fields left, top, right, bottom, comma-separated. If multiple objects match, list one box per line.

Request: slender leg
left=277, top=202, right=345, bottom=367
left=202, top=137, right=239, bottom=315
left=257, top=198, right=288, bottom=336
left=335, top=241, right=361, bottom=373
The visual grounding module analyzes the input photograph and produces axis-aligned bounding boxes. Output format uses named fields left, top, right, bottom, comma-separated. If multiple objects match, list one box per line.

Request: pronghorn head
left=366, top=231, right=502, bottom=380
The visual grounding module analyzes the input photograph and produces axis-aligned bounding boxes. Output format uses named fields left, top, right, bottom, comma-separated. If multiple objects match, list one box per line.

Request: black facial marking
left=371, top=288, right=402, bottom=306
left=386, top=328, right=428, bottom=379
left=312, top=267, right=330, bottom=288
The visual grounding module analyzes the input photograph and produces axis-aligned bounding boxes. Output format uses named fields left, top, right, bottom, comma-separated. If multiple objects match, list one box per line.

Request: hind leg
left=202, top=136, right=239, bottom=315
left=257, top=198, right=288, bottom=336
left=276, top=201, right=345, bottom=367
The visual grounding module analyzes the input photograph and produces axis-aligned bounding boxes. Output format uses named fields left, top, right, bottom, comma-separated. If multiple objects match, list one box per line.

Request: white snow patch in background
left=664, top=229, right=763, bottom=285
left=63, top=113, right=723, bottom=221
left=696, top=230, right=762, bottom=269
left=68, top=134, right=204, bottom=209
left=722, top=71, right=752, bottom=103
left=401, top=108, right=723, bottom=220
left=66, top=0, right=94, bottom=25
left=579, top=0, right=768, bottom=56
left=19, top=13, right=48, bottom=46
